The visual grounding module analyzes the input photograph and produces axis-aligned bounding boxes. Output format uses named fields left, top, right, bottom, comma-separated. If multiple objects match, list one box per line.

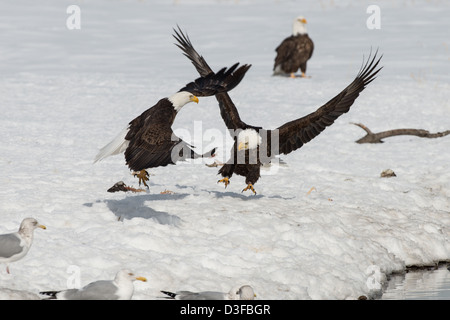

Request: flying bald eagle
left=273, top=16, right=314, bottom=78
left=174, top=27, right=382, bottom=194
left=94, top=63, right=250, bottom=187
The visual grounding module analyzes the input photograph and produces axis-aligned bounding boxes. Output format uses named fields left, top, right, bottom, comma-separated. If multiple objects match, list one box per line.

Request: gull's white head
left=228, top=285, right=256, bottom=300
left=19, top=217, right=46, bottom=235
left=115, top=269, right=147, bottom=283
left=293, top=16, right=308, bottom=35
left=168, top=91, right=199, bottom=112
left=237, top=285, right=256, bottom=300
left=237, top=129, right=262, bottom=151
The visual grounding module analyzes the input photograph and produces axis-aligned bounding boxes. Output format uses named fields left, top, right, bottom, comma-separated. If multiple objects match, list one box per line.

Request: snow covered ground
left=0, top=0, right=449, bottom=300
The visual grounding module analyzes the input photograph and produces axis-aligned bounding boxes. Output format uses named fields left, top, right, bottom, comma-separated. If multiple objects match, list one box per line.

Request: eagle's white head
left=293, top=16, right=308, bottom=36
left=237, top=129, right=262, bottom=151
left=168, top=91, right=199, bottom=112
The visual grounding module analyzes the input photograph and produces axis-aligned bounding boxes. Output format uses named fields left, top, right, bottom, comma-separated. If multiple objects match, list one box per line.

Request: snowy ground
left=0, top=0, right=449, bottom=300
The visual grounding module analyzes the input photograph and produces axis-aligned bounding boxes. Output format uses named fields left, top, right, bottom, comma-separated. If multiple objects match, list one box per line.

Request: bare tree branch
left=351, top=122, right=450, bottom=144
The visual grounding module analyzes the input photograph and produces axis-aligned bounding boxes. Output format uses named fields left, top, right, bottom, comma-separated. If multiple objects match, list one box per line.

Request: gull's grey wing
left=60, top=281, right=119, bottom=300
left=0, top=233, right=23, bottom=259
left=162, top=290, right=226, bottom=300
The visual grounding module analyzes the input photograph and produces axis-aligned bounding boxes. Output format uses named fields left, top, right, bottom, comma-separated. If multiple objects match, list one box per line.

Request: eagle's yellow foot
left=242, top=183, right=257, bottom=195
left=290, top=73, right=296, bottom=78
left=132, top=170, right=150, bottom=188
left=300, top=72, right=311, bottom=78
left=307, top=187, right=316, bottom=195
left=217, top=177, right=230, bottom=188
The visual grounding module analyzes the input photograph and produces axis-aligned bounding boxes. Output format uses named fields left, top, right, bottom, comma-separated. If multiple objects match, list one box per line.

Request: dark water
left=381, top=264, right=450, bottom=300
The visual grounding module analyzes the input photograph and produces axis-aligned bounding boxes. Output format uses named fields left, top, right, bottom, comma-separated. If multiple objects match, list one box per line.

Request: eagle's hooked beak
left=38, top=224, right=46, bottom=230
left=300, top=18, right=307, bottom=24
left=238, top=142, right=246, bottom=151
left=190, top=95, right=199, bottom=104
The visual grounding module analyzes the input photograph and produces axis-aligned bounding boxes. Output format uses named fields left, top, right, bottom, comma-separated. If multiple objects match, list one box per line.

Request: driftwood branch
left=352, top=123, right=450, bottom=144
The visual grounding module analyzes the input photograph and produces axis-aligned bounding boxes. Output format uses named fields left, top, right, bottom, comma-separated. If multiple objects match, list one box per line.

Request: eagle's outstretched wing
left=173, top=26, right=254, bottom=131
left=173, top=26, right=214, bottom=77
left=178, top=62, right=250, bottom=97
left=273, top=51, right=383, bottom=155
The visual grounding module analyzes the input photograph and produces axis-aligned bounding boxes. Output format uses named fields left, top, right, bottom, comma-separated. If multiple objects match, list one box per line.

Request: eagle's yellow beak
left=136, top=276, right=147, bottom=282
left=38, top=224, right=46, bottom=230
left=238, top=142, right=246, bottom=151
left=300, top=18, right=307, bottom=24
left=190, top=95, right=199, bottom=104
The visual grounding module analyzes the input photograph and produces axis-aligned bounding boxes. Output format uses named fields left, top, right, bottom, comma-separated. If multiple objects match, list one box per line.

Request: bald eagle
left=94, top=63, right=250, bottom=187
left=273, top=16, right=314, bottom=78
left=174, top=27, right=382, bottom=194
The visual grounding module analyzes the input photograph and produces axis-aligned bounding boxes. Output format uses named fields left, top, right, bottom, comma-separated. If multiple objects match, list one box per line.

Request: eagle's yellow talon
left=132, top=170, right=150, bottom=188
left=217, top=177, right=230, bottom=188
left=307, top=187, right=316, bottom=195
left=242, top=183, right=257, bottom=195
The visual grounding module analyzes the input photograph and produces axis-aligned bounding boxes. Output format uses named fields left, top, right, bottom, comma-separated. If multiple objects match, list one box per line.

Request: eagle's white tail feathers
left=94, top=127, right=130, bottom=163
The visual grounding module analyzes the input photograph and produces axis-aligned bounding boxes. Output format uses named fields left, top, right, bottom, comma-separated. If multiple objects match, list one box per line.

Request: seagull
left=0, top=217, right=46, bottom=274
left=161, top=285, right=256, bottom=300
left=39, top=269, right=147, bottom=300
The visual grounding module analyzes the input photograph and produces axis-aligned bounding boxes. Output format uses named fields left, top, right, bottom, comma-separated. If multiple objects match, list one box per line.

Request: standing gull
left=161, top=285, right=256, bottom=300
left=0, top=217, right=46, bottom=274
left=39, top=269, right=147, bottom=300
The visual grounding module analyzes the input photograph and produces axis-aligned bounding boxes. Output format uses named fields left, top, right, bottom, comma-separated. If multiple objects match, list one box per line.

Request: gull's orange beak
left=136, top=276, right=147, bottom=282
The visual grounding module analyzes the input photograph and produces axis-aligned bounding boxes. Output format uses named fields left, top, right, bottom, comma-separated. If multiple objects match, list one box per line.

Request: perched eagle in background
left=174, top=27, right=382, bottom=194
left=94, top=63, right=250, bottom=188
left=273, top=16, right=314, bottom=78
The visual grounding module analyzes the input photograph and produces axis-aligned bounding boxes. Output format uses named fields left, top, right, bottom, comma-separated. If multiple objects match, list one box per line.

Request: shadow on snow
left=87, top=193, right=189, bottom=227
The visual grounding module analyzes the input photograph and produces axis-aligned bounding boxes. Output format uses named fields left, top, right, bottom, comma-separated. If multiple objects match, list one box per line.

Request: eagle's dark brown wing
left=173, top=26, right=253, bottom=131
left=124, top=98, right=178, bottom=170
left=125, top=129, right=213, bottom=171
left=178, top=62, right=250, bottom=97
left=173, top=26, right=214, bottom=77
left=124, top=98, right=214, bottom=171
left=273, top=51, right=383, bottom=155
